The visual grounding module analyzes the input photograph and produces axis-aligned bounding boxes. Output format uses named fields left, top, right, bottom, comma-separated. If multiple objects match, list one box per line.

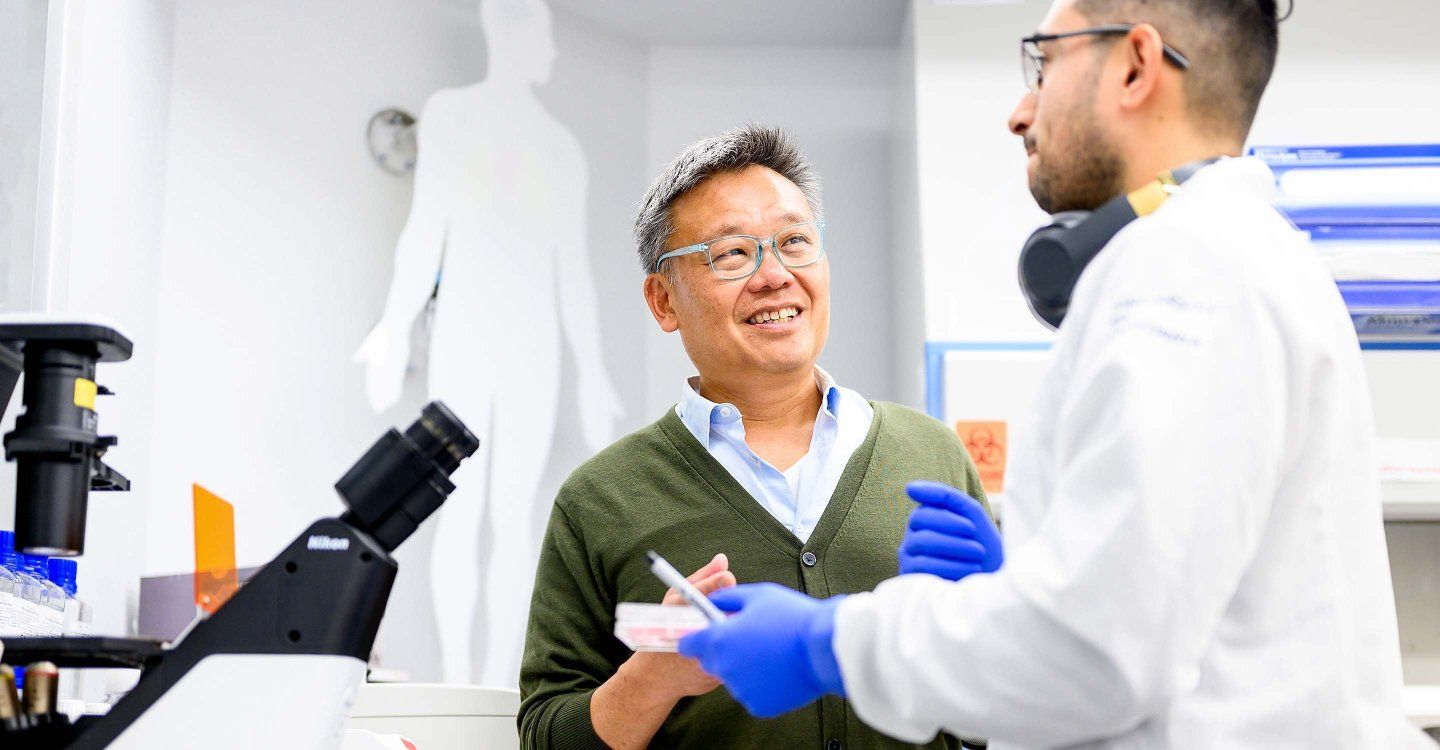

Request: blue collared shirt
left=674, top=367, right=875, bottom=543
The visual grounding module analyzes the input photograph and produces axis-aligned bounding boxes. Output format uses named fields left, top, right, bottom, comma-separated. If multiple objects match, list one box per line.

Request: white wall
left=642, top=45, right=902, bottom=414
left=1248, top=2, right=1440, bottom=145
left=142, top=0, right=485, bottom=583
left=60, top=0, right=177, bottom=636
left=0, top=0, right=53, bottom=552
left=0, top=0, right=202, bottom=637
left=913, top=1, right=1054, bottom=344
left=890, top=5, right=926, bottom=407
left=533, top=6, right=651, bottom=433
left=3, top=0, right=180, bottom=638
left=0, top=0, right=50, bottom=312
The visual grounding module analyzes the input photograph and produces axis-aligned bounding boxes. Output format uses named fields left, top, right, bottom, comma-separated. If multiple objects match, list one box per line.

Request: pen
left=645, top=550, right=726, bottom=623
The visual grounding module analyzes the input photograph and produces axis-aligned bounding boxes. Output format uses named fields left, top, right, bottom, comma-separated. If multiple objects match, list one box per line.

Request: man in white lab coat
left=679, top=0, right=1431, bottom=747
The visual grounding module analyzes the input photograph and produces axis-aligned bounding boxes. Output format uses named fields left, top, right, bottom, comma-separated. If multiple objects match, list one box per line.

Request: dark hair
left=1077, top=0, right=1280, bottom=139
left=634, top=124, right=822, bottom=274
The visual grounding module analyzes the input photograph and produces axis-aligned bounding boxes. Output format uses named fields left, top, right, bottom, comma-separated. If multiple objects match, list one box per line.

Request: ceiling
left=544, top=0, right=909, bottom=46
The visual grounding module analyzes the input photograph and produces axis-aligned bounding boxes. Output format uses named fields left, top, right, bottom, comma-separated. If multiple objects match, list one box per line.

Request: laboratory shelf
left=1339, top=281, right=1440, bottom=308
left=1383, top=483, right=1440, bottom=522
left=1250, top=143, right=1440, bottom=172
left=1338, top=281, right=1440, bottom=340
left=1282, top=205, right=1440, bottom=242
left=1248, top=144, right=1440, bottom=342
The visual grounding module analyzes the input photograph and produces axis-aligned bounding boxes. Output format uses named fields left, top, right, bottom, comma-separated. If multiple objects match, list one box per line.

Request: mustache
left=1024, top=134, right=1038, bottom=153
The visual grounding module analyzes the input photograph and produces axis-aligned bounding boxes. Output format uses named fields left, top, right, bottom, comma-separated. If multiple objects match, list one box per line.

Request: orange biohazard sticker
left=955, top=421, right=1007, bottom=494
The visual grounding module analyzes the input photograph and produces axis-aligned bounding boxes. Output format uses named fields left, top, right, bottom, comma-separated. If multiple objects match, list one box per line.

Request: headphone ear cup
left=1017, top=199, right=1137, bottom=329
left=1016, top=159, right=1211, bottom=330
left=1018, top=211, right=1092, bottom=329
left=1020, top=224, right=1081, bottom=306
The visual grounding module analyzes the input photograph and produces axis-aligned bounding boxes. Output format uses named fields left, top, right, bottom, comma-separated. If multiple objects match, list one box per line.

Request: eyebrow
left=704, top=213, right=809, bottom=239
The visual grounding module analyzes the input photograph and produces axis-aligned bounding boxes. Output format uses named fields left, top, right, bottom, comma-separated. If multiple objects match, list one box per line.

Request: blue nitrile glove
left=898, top=480, right=1004, bottom=581
left=677, top=583, right=845, bottom=718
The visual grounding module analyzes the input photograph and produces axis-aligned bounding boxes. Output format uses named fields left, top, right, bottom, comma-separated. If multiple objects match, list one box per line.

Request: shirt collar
left=813, top=365, right=842, bottom=417
left=676, top=367, right=844, bottom=446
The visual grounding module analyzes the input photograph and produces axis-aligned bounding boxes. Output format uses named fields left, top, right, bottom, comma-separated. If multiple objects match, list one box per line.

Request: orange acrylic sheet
left=192, top=483, right=239, bottom=614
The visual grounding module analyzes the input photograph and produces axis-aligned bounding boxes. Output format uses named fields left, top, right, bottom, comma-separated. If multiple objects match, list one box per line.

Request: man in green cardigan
left=518, top=124, right=990, bottom=749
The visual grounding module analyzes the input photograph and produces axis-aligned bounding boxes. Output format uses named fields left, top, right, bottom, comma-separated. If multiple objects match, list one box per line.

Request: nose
left=1008, top=91, right=1036, bottom=138
left=747, top=243, right=795, bottom=291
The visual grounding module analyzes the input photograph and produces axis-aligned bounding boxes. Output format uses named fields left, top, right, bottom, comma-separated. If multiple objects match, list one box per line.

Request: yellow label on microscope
left=74, top=378, right=98, bottom=410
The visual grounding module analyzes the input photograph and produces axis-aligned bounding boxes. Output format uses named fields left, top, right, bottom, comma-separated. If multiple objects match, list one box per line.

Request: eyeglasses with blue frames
left=1022, top=24, right=1191, bottom=93
left=652, top=220, right=827, bottom=281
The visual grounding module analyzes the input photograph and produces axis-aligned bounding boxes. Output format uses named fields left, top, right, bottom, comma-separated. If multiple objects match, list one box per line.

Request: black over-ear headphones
left=1017, top=158, right=1219, bottom=330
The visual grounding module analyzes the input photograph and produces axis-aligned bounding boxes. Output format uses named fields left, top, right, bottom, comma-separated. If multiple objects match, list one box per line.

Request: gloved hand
left=677, top=583, right=845, bottom=718
left=898, top=481, right=1003, bottom=581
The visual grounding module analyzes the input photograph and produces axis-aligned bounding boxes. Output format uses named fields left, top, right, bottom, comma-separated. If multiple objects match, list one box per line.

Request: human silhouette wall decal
left=355, top=0, right=621, bottom=686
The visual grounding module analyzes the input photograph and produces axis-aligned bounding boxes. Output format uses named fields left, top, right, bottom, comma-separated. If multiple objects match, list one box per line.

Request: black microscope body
left=0, top=320, right=478, bottom=747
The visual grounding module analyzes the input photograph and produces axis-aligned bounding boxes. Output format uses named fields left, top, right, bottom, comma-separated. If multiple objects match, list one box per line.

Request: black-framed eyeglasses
left=1021, top=24, right=1191, bottom=93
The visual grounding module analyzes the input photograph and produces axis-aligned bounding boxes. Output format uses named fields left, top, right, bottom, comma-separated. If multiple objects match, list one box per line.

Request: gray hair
left=634, top=124, right=823, bottom=274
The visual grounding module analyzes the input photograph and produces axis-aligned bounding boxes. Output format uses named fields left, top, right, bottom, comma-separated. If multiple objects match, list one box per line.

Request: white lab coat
left=835, top=158, right=1429, bottom=749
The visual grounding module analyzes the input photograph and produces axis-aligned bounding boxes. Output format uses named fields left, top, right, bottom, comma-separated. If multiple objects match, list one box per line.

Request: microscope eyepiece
left=402, top=401, right=479, bottom=475
left=335, top=400, right=478, bottom=552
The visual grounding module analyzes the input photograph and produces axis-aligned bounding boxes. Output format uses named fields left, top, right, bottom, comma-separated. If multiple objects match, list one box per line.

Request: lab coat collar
left=1184, top=156, right=1278, bottom=203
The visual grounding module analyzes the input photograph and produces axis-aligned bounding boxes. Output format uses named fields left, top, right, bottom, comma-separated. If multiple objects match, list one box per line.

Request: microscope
left=0, top=319, right=479, bottom=748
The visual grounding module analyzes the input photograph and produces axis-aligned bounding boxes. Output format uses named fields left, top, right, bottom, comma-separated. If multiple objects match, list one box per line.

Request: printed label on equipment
left=307, top=534, right=351, bottom=552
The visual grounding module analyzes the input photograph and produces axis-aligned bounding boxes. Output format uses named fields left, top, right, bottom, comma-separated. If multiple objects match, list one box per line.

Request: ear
left=1118, top=23, right=1167, bottom=112
left=643, top=273, right=681, bottom=333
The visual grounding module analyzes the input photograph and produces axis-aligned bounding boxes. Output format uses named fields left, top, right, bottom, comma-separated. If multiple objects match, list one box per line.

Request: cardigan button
left=801, top=551, right=818, bottom=567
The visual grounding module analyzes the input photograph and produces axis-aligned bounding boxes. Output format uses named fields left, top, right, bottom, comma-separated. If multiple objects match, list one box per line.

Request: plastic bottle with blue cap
left=1, top=531, right=45, bottom=636
left=0, top=531, right=20, bottom=634
left=49, top=557, right=91, bottom=703
left=21, top=554, right=65, bottom=636
left=48, top=558, right=89, bottom=636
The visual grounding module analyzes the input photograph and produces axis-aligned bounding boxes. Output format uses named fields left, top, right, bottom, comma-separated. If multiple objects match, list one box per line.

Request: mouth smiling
left=745, top=305, right=803, bottom=327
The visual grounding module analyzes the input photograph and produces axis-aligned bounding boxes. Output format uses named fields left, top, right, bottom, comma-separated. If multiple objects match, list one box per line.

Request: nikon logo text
left=307, top=535, right=351, bottom=552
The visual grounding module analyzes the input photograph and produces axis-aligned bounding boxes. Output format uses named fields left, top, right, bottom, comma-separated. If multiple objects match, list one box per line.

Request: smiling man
left=517, top=125, right=990, bottom=749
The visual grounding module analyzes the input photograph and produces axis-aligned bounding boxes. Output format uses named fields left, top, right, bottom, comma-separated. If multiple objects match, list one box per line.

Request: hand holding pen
left=646, top=551, right=730, bottom=622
